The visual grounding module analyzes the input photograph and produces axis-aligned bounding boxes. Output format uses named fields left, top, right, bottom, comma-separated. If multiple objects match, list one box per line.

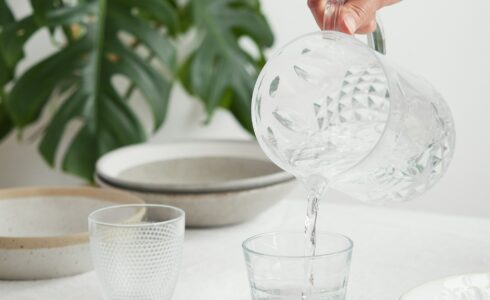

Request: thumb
left=337, top=0, right=381, bottom=34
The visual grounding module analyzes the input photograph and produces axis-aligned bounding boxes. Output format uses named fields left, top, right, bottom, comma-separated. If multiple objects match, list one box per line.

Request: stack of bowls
left=95, top=140, right=297, bottom=227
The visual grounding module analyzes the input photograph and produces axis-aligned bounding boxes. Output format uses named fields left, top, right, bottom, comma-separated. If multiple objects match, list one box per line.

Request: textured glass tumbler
left=88, top=204, right=185, bottom=300
left=243, top=232, right=353, bottom=300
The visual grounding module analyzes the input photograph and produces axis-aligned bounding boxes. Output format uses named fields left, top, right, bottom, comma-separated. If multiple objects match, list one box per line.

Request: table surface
left=1, top=198, right=490, bottom=300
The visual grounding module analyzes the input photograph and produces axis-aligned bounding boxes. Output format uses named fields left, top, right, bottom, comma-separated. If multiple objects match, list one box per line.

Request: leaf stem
left=92, top=0, right=108, bottom=134
left=0, top=88, right=4, bottom=105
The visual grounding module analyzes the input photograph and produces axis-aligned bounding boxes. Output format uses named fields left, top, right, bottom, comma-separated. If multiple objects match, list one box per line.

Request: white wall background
left=1, top=0, right=489, bottom=217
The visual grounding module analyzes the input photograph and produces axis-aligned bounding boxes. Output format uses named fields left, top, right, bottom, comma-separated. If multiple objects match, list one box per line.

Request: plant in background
left=0, top=0, right=274, bottom=180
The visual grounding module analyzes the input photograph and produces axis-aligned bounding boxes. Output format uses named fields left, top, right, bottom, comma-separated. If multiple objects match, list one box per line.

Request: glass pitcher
left=252, top=3, right=455, bottom=204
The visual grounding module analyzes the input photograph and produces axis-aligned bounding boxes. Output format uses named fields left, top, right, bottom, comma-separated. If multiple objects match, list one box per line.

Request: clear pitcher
left=252, top=4, right=455, bottom=204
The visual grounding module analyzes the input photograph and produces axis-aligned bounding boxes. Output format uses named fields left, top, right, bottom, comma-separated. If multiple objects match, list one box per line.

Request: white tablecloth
left=1, top=198, right=490, bottom=300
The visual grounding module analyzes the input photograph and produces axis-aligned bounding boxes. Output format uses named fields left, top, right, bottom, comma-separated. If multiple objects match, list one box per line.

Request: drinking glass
left=88, top=204, right=185, bottom=300
left=243, top=232, right=353, bottom=300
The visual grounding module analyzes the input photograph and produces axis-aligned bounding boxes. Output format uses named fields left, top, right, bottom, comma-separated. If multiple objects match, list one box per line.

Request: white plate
left=96, top=140, right=294, bottom=193
left=401, top=273, right=490, bottom=300
left=0, top=187, right=144, bottom=280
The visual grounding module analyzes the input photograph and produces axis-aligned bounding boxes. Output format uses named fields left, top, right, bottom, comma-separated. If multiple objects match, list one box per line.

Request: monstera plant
left=0, top=0, right=274, bottom=180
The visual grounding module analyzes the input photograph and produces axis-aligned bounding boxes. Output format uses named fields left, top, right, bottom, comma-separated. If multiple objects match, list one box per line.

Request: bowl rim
left=0, top=187, right=144, bottom=249
left=399, top=272, right=490, bottom=300
left=95, top=172, right=296, bottom=195
left=95, top=139, right=295, bottom=194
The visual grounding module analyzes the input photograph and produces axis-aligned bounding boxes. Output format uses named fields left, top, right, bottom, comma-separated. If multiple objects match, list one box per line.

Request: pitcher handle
left=367, top=19, right=386, bottom=54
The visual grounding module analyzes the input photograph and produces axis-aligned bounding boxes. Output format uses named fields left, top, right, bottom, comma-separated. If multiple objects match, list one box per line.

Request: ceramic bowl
left=96, top=140, right=294, bottom=193
left=400, top=273, right=490, bottom=300
left=95, top=140, right=297, bottom=227
left=96, top=175, right=297, bottom=227
left=0, top=187, right=144, bottom=280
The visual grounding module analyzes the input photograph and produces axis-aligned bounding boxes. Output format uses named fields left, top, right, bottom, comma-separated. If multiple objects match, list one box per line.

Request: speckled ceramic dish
left=0, top=187, right=144, bottom=280
left=95, top=140, right=297, bottom=227
left=96, top=140, right=294, bottom=193
left=95, top=174, right=297, bottom=227
left=400, top=273, right=490, bottom=300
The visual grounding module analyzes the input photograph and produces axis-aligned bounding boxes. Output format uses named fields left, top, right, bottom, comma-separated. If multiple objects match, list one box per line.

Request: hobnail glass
left=88, top=204, right=185, bottom=300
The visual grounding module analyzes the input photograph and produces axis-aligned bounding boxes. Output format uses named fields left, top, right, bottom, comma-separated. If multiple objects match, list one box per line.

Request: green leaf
left=0, top=16, right=39, bottom=70
left=61, top=126, right=99, bottom=180
left=181, top=0, right=273, bottom=132
left=4, top=0, right=176, bottom=180
left=39, top=88, right=87, bottom=166
left=108, top=39, right=171, bottom=129
left=0, top=101, right=12, bottom=141
left=176, top=2, right=193, bottom=33
left=0, top=1, right=15, bottom=26
left=0, top=0, right=16, bottom=86
left=6, top=37, right=90, bottom=126
left=107, top=5, right=176, bottom=71
left=0, top=1, right=97, bottom=78
left=0, top=0, right=17, bottom=140
left=0, top=50, right=13, bottom=87
left=117, top=0, right=179, bottom=35
left=99, top=84, right=145, bottom=146
left=62, top=85, right=146, bottom=179
left=30, top=0, right=60, bottom=31
left=44, top=2, right=98, bottom=27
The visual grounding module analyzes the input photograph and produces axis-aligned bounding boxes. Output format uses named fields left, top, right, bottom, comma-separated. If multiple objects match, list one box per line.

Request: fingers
left=313, top=0, right=400, bottom=35
left=383, top=0, right=401, bottom=6
left=356, top=20, right=377, bottom=34
left=336, top=0, right=381, bottom=34
left=307, top=0, right=324, bottom=27
left=307, top=0, right=327, bottom=29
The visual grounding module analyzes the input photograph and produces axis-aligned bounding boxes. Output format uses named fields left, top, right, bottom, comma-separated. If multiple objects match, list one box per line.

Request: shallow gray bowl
left=96, top=175, right=296, bottom=227
left=96, top=140, right=294, bottom=193
left=95, top=140, right=297, bottom=227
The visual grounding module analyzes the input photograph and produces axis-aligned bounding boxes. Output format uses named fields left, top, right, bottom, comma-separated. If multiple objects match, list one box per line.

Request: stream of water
left=302, top=175, right=330, bottom=298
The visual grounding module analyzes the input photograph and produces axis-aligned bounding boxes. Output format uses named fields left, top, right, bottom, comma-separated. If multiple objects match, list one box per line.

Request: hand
left=308, top=0, right=400, bottom=34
